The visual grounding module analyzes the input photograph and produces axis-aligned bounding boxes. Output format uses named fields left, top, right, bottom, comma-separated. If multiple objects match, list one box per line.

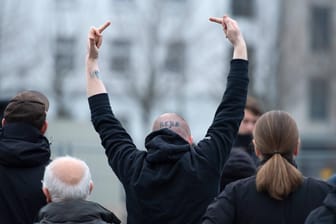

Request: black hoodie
left=0, top=123, right=51, bottom=224
left=89, top=59, right=249, bottom=224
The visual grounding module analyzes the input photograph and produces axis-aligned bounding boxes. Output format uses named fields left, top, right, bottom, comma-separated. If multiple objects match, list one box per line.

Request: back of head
left=43, top=156, right=92, bottom=203
left=152, top=113, right=191, bottom=143
left=254, top=110, right=303, bottom=200
left=245, top=95, right=263, bottom=116
left=3, top=90, right=49, bottom=129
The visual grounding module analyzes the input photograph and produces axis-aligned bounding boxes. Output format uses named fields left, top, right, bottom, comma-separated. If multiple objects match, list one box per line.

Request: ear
left=89, top=181, right=94, bottom=195
left=293, top=139, right=300, bottom=156
left=188, top=135, right=193, bottom=145
left=40, top=121, right=48, bottom=135
left=253, top=139, right=261, bottom=157
left=1, top=118, right=5, bottom=127
left=42, top=187, right=52, bottom=203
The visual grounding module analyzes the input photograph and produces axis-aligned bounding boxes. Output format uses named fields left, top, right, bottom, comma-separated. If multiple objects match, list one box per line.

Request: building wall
left=0, top=0, right=281, bottom=143
left=277, top=0, right=336, bottom=143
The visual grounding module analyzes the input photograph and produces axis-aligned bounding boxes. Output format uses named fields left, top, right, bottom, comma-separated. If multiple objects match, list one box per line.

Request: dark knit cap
left=4, top=90, right=49, bottom=129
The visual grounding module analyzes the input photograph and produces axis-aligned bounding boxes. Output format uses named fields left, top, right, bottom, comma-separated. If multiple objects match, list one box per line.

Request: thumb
left=88, top=28, right=97, bottom=47
left=89, top=37, right=96, bottom=48
left=96, top=37, right=103, bottom=48
left=87, top=37, right=99, bottom=59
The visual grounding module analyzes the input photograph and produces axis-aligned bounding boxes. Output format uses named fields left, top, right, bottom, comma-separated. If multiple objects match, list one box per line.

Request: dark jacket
left=34, top=199, right=121, bottom=224
left=89, top=59, right=249, bottom=224
left=232, top=133, right=259, bottom=165
left=305, top=188, right=336, bottom=224
left=0, top=123, right=51, bottom=224
left=220, top=147, right=256, bottom=190
left=202, top=176, right=333, bottom=224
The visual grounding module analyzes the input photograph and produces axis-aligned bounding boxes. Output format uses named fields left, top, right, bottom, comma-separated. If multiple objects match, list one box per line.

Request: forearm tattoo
left=90, top=70, right=100, bottom=79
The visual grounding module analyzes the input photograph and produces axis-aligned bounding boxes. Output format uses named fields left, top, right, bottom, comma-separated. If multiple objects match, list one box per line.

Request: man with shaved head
left=34, top=156, right=121, bottom=224
left=86, top=15, right=249, bottom=224
left=152, top=113, right=192, bottom=144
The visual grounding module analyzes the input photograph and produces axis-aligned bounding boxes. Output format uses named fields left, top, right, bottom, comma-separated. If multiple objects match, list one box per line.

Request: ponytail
left=256, top=154, right=303, bottom=200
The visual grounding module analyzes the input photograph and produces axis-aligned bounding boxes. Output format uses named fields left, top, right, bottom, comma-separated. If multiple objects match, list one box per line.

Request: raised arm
left=196, top=16, right=248, bottom=173
left=86, top=21, right=142, bottom=183
left=86, top=21, right=111, bottom=97
left=209, top=15, right=247, bottom=60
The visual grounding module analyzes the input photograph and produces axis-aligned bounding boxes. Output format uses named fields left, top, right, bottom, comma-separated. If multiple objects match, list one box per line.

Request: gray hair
left=42, top=156, right=92, bottom=203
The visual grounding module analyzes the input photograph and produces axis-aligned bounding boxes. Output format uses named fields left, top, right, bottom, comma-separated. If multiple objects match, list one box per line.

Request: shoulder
left=305, top=205, right=335, bottom=224
left=304, top=177, right=333, bottom=190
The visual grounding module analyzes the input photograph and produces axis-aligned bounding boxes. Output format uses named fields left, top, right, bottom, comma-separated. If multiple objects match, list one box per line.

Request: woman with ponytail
left=202, top=111, right=332, bottom=224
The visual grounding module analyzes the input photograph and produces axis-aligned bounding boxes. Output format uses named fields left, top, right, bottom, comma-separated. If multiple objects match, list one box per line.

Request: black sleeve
left=196, top=59, right=249, bottom=174
left=89, top=93, right=143, bottom=182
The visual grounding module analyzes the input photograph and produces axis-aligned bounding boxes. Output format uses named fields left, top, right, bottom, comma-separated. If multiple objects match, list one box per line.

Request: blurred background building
left=0, top=0, right=335, bottom=220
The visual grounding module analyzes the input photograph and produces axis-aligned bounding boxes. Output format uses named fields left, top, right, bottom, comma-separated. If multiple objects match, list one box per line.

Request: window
left=309, top=77, right=330, bottom=121
left=54, top=37, right=76, bottom=74
left=231, top=0, right=255, bottom=18
left=164, top=40, right=186, bottom=74
left=110, top=40, right=131, bottom=73
left=111, top=0, right=134, bottom=10
left=167, top=0, right=186, bottom=3
left=54, top=0, right=77, bottom=10
left=310, top=6, right=331, bottom=51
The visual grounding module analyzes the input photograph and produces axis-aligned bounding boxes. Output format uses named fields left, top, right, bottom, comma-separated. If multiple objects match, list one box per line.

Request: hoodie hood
left=0, top=123, right=51, bottom=167
left=145, top=128, right=191, bottom=164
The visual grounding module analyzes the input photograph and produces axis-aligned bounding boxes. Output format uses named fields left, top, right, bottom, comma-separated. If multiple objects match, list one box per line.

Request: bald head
left=42, top=156, right=92, bottom=203
left=52, top=157, right=86, bottom=186
left=152, top=113, right=192, bottom=144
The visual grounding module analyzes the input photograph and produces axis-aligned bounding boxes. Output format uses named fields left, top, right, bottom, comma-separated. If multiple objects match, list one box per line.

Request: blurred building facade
left=0, top=0, right=283, bottom=142
left=276, top=0, right=336, bottom=178
left=277, top=0, right=336, bottom=148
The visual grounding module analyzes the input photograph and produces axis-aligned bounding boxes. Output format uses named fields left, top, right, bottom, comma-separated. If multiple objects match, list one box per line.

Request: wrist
left=86, top=57, right=99, bottom=70
left=233, top=40, right=247, bottom=60
left=232, top=37, right=246, bottom=49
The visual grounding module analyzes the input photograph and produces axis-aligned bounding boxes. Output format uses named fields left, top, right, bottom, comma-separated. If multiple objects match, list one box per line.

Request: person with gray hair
left=34, top=156, right=121, bottom=224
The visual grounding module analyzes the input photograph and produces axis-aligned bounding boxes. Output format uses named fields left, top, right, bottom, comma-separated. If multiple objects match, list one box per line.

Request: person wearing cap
left=34, top=156, right=121, bottom=224
left=0, top=90, right=51, bottom=224
left=86, top=16, right=248, bottom=224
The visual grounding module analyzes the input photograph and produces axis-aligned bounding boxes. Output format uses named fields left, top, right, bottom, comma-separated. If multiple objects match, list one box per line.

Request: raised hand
left=209, top=16, right=243, bottom=47
left=87, top=21, right=111, bottom=60
left=209, top=15, right=247, bottom=60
